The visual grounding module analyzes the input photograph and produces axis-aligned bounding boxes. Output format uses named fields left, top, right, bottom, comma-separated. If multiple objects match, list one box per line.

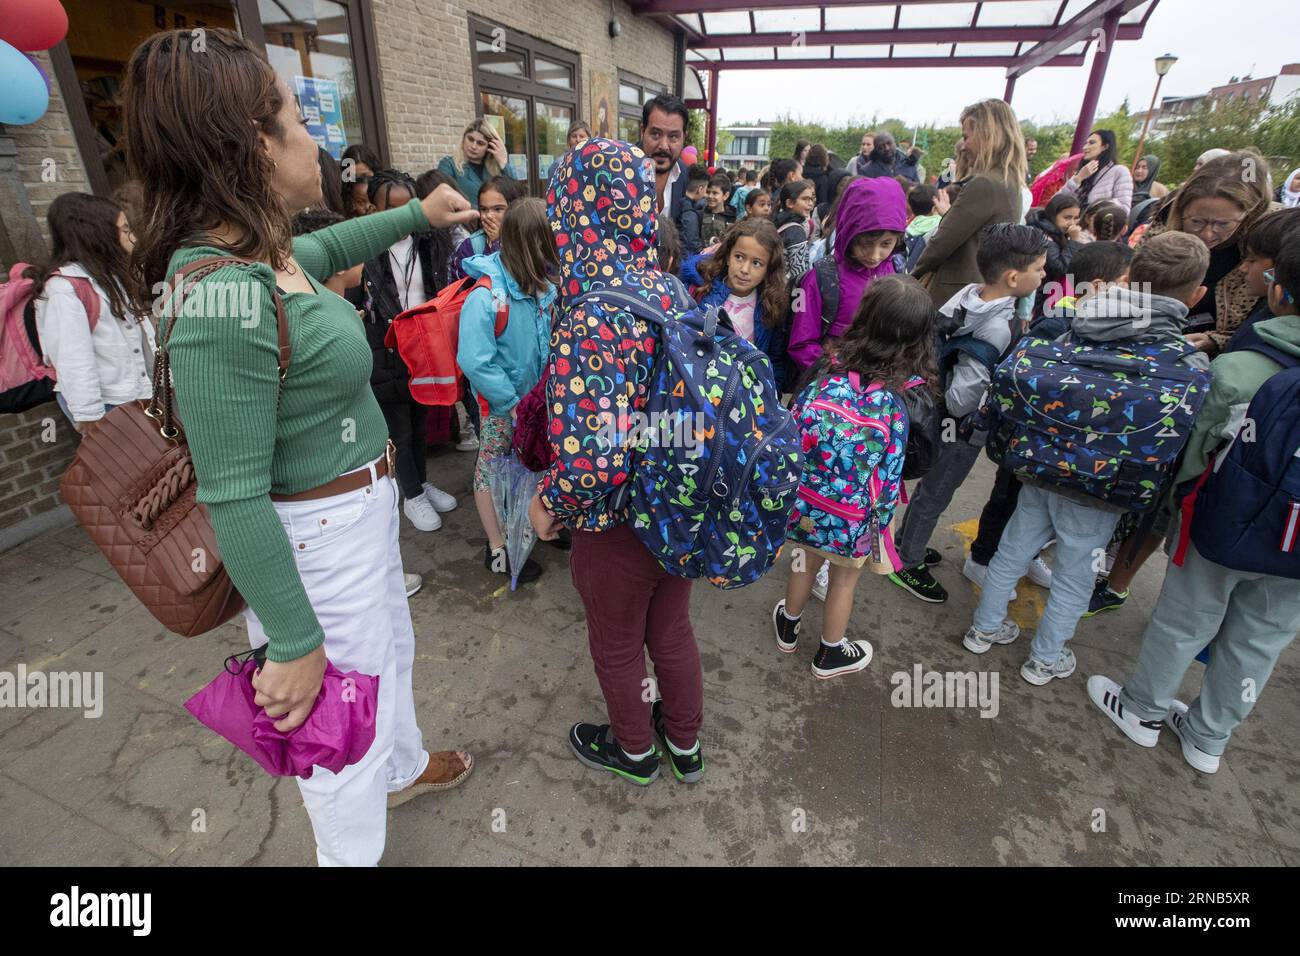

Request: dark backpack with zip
left=1175, top=336, right=1300, bottom=578
left=575, top=278, right=803, bottom=589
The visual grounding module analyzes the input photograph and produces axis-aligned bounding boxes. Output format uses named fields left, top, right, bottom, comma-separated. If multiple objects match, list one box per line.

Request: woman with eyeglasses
left=1137, top=150, right=1276, bottom=357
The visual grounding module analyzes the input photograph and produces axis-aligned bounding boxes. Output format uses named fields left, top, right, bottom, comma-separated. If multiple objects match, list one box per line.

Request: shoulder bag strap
left=148, top=255, right=289, bottom=440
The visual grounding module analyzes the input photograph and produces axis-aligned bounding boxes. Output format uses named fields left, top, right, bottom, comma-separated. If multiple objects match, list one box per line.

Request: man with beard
left=860, top=131, right=921, bottom=182
left=638, top=94, right=690, bottom=225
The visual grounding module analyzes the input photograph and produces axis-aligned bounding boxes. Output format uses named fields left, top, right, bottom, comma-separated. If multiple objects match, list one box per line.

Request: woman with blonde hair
left=912, top=99, right=1027, bottom=307
left=437, top=117, right=515, bottom=201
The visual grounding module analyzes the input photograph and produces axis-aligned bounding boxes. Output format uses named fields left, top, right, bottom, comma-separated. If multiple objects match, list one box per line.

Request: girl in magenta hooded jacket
left=787, top=177, right=908, bottom=375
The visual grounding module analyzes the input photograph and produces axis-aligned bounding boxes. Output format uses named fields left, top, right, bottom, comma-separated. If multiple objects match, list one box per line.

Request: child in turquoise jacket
left=457, top=198, right=558, bottom=583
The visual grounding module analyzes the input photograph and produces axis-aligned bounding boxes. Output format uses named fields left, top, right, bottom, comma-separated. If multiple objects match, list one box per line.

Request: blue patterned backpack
left=982, top=335, right=1211, bottom=511
left=574, top=282, right=803, bottom=589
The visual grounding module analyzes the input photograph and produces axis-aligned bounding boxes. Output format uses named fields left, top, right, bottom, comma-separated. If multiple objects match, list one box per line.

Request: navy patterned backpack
left=1177, top=357, right=1300, bottom=579
left=574, top=282, right=803, bottom=589
left=983, top=335, right=1211, bottom=511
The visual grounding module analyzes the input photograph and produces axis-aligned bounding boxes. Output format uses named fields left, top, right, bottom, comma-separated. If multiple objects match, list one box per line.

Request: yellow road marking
left=949, top=518, right=1047, bottom=630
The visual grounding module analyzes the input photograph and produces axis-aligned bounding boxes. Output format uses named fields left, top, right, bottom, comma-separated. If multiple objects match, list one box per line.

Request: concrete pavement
left=2, top=447, right=1297, bottom=866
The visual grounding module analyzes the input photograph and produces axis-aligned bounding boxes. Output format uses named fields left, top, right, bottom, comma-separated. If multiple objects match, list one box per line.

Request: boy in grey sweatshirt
left=961, top=232, right=1213, bottom=686
left=890, top=224, right=1048, bottom=604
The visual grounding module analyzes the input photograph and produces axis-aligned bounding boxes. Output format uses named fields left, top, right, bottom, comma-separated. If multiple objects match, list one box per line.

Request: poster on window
left=295, top=76, right=348, bottom=159
left=589, top=70, right=614, bottom=140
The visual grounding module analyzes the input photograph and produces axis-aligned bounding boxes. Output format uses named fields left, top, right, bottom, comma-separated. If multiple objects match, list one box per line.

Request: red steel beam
left=686, top=54, right=1087, bottom=71
left=1007, top=0, right=1152, bottom=79
left=689, top=24, right=1145, bottom=48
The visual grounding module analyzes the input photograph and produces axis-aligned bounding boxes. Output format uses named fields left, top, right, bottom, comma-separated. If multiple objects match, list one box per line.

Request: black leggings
left=381, top=398, right=428, bottom=498
left=970, top=466, right=1023, bottom=567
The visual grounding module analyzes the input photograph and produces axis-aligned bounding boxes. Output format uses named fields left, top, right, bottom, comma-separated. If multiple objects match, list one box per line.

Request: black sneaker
left=924, top=547, right=942, bottom=567
left=811, top=639, right=874, bottom=679
left=651, top=700, right=704, bottom=783
left=772, top=599, right=801, bottom=653
left=1083, top=580, right=1128, bottom=618
left=568, top=722, right=659, bottom=786
left=485, top=544, right=543, bottom=584
left=547, top=527, right=572, bottom=551
left=888, top=563, right=948, bottom=603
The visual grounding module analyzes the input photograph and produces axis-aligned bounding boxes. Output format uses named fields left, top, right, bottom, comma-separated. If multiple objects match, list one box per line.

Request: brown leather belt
left=270, top=441, right=396, bottom=502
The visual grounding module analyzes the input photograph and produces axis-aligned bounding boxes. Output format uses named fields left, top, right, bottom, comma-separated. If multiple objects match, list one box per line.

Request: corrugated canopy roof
left=631, top=0, right=1158, bottom=76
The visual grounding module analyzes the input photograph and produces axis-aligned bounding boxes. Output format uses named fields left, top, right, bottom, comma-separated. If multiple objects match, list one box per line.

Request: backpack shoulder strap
left=1233, top=323, right=1300, bottom=370
left=813, top=257, right=840, bottom=339
left=942, top=332, right=1003, bottom=376
left=50, top=272, right=102, bottom=329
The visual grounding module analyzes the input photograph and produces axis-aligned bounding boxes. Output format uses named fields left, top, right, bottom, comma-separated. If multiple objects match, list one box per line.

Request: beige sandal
left=387, top=750, right=475, bottom=809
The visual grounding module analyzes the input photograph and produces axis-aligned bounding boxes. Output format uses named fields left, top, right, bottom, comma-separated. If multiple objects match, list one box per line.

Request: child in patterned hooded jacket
left=772, top=275, right=938, bottom=679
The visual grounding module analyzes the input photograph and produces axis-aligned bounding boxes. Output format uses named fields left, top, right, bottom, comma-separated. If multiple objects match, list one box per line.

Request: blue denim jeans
left=973, top=484, right=1119, bottom=664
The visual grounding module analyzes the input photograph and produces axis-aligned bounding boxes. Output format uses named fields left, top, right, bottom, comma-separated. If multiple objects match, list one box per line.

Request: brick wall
left=1, top=51, right=87, bottom=546
left=371, top=0, right=677, bottom=174
left=0, top=404, right=78, bottom=537
left=6, top=49, right=91, bottom=248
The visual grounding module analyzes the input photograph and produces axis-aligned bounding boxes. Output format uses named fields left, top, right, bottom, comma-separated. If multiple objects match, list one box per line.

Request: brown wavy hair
left=827, top=274, right=937, bottom=393
left=121, top=28, right=292, bottom=296
left=697, top=217, right=788, bottom=329
left=24, top=192, right=138, bottom=320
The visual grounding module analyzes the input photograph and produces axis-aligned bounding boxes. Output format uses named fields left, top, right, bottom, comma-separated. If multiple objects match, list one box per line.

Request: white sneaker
left=1166, top=700, right=1221, bottom=774
left=962, top=556, right=1016, bottom=601
left=1027, top=553, right=1053, bottom=589
left=962, top=620, right=1020, bottom=654
left=811, top=560, right=829, bottom=602
left=422, top=482, right=458, bottom=513
left=455, top=435, right=479, bottom=452
left=1086, top=675, right=1161, bottom=747
left=403, top=495, right=442, bottom=531
left=1020, top=648, right=1077, bottom=686
left=404, top=572, right=423, bottom=597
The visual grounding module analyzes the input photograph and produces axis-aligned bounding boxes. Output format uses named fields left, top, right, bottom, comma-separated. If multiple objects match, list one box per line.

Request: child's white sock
left=821, top=637, right=846, bottom=649
left=782, top=606, right=802, bottom=622
left=623, top=745, right=654, bottom=762
left=666, top=737, right=700, bottom=757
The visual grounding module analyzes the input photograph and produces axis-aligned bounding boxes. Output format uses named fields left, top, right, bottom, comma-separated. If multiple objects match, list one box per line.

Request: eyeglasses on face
left=1185, top=216, right=1244, bottom=235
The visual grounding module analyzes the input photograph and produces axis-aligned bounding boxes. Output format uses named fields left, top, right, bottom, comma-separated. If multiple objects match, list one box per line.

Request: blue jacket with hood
left=457, top=251, right=556, bottom=417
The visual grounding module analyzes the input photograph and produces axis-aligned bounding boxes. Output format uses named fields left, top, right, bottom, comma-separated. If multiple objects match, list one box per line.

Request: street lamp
left=1132, top=53, right=1178, bottom=176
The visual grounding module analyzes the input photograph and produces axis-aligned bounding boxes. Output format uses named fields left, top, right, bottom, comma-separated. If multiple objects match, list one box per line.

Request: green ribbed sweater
left=163, top=200, right=430, bottom=662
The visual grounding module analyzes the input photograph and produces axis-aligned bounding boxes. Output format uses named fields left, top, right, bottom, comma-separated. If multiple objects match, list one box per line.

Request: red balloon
left=0, top=0, right=69, bottom=52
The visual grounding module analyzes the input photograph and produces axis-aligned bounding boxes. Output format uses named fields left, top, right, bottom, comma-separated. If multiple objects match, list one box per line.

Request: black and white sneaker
left=888, top=563, right=948, bottom=603
left=811, top=639, right=873, bottom=679
left=568, top=722, right=659, bottom=786
left=773, top=599, right=802, bottom=653
left=651, top=700, right=704, bottom=784
left=1086, top=675, right=1162, bottom=747
left=1166, top=701, right=1221, bottom=774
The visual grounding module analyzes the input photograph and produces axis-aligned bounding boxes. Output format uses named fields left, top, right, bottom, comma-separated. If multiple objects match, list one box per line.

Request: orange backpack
left=385, top=275, right=507, bottom=409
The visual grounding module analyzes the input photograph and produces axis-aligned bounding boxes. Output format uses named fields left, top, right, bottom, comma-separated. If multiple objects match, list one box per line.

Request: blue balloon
left=0, top=39, right=49, bottom=125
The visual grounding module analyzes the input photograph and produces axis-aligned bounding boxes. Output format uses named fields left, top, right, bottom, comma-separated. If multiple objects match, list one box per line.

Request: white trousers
left=245, top=460, right=428, bottom=866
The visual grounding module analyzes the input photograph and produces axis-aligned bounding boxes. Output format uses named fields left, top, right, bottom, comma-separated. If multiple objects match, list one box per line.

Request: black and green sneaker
left=1083, top=580, right=1129, bottom=618
left=568, top=722, right=659, bottom=786
left=888, top=563, right=949, bottom=603
left=651, top=700, right=704, bottom=784
left=924, top=547, right=942, bottom=567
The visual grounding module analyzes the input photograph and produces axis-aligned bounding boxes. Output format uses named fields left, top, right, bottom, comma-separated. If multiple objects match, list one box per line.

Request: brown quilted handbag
left=60, top=256, right=290, bottom=637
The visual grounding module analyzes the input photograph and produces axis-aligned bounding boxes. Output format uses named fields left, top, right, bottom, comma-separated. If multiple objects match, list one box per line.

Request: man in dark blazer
left=639, top=94, right=690, bottom=225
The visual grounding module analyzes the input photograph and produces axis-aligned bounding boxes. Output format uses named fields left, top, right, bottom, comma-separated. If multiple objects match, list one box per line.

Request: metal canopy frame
left=630, top=0, right=1160, bottom=164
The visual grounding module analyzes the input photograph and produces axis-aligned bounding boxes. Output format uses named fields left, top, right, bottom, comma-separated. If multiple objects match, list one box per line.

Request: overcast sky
left=714, top=0, right=1295, bottom=130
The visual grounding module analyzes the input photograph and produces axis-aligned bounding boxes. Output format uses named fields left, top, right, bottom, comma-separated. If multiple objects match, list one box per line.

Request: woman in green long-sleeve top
left=123, top=28, right=478, bottom=867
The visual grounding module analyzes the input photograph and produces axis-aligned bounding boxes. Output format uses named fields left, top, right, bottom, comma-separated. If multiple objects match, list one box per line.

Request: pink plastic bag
left=184, top=648, right=379, bottom=779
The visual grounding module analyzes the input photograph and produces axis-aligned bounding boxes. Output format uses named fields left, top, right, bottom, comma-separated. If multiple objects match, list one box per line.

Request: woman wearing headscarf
left=1064, top=128, right=1133, bottom=212
left=1131, top=154, right=1168, bottom=205
left=1278, top=167, right=1300, bottom=208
